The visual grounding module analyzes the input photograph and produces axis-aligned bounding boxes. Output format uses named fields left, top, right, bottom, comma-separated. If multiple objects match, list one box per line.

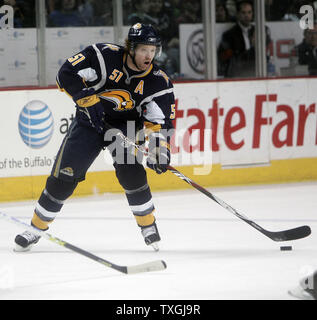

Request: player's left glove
left=146, top=133, right=171, bottom=174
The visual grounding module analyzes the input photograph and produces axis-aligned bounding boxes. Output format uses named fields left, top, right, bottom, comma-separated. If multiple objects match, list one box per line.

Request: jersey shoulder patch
left=152, top=69, right=171, bottom=86
left=101, top=43, right=121, bottom=51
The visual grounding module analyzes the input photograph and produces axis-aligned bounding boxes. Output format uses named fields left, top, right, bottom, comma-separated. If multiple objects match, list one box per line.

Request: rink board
left=0, top=78, right=317, bottom=201
left=0, top=158, right=317, bottom=202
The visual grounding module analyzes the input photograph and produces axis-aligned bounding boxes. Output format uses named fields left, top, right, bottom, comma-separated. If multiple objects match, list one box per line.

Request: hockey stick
left=166, top=166, right=311, bottom=242
left=0, top=211, right=167, bottom=274
left=107, top=124, right=311, bottom=242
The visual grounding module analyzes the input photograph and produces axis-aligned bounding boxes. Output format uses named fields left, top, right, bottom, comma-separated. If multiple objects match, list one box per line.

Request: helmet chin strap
left=128, top=51, right=143, bottom=71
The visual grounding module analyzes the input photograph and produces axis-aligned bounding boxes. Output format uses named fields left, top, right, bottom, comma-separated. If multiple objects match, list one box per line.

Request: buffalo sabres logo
left=132, top=23, right=142, bottom=30
left=99, top=90, right=135, bottom=112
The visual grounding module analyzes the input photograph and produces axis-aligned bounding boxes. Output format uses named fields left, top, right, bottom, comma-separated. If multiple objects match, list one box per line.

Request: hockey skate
left=141, top=223, right=161, bottom=251
left=288, top=272, right=317, bottom=300
left=14, top=231, right=41, bottom=252
left=288, top=285, right=315, bottom=300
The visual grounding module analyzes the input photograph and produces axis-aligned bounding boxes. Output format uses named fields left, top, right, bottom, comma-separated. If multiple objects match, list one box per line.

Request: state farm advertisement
left=172, top=78, right=317, bottom=167
left=0, top=78, right=317, bottom=178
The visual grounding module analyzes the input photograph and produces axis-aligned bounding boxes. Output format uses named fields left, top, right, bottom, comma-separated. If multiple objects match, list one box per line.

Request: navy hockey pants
left=31, top=119, right=156, bottom=230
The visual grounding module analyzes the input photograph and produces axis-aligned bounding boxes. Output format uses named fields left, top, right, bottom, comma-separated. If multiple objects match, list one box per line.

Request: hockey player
left=14, top=23, right=175, bottom=252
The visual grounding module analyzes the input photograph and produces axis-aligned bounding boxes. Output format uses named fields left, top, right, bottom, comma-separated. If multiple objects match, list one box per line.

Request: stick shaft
left=1, top=211, right=166, bottom=273
left=106, top=125, right=311, bottom=242
left=0, top=211, right=126, bottom=273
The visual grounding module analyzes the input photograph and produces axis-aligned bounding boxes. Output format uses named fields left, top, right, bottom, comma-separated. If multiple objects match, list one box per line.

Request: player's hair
left=124, top=38, right=132, bottom=53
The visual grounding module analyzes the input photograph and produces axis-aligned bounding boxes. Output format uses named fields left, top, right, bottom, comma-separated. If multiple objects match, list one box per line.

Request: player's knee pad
left=114, top=163, right=147, bottom=191
left=37, top=176, right=77, bottom=214
left=45, top=175, right=78, bottom=200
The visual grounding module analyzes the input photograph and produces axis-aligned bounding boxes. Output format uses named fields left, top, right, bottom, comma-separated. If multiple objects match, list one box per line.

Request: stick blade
left=127, top=260, right=167, bottom=274
left=269, top=225, right=311, bottom=241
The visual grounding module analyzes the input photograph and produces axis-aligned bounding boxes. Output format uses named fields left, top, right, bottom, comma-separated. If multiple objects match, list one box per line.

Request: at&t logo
left=18, top=100, right=54, bottom=149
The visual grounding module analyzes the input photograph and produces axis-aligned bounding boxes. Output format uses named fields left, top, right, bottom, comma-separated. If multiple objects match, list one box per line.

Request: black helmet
left=128, top=23, right=162, bottom=57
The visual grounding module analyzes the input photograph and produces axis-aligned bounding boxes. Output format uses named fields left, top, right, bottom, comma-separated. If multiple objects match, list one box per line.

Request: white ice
left=0, top=181, right=316, bottom=300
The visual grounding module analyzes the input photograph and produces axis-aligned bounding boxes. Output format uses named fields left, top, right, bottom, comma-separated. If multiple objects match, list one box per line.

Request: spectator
left=126, top=0, right=153, bottom=25
left=47, top=0, right=55, bottom=13
left=217, top=0, right=272, bottom=78
left=225, top=0, right=237, bottom=19
left=149, top=0, right=177, bottom=38
left=79, top=0, right=113, bottom=26
left=297, top=23, right=317, bottom=75
left=167, top=0, right=181, bottom=21
left=78, top=0, right=94, bottom=25
left=122, top=0, right=134, bottom=20
left=48, top=0, right=86, bottom=27
left=216, top=0, right=234, bottom=23
left=297, top=27, right=314, bottom=65
left=145, top=0, right=180, bottom=77
left=176, top=0, right=202, bottom=24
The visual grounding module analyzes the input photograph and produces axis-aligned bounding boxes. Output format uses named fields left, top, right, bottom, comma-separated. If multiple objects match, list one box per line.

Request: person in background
left=78, top=0, right=113, bottom=26
left=217, top=0, right=272, bottom=78
left=216, top=0, right=234, bottom=23
left=144, top=0, right=181, bottom=77
left=48, top=0, right=86, bottom=27
left=77, top=0, right=94, bottom=25
left=167, top=0, right=181, bottom=21
left=297, top=23, right=317, bottom=75
left=127, top=0, right=153, bottom=25
left=176, top=0, right=201, bottom=24
left=297, top=28, right=314, bottom=65
left=216, top=1, right=229, bottom=23
left=225, top=0, right=237, bottom=19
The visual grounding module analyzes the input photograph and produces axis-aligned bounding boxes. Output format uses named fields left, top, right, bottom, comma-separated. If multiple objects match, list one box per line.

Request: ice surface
left=0, top=181, right=316, bottom=300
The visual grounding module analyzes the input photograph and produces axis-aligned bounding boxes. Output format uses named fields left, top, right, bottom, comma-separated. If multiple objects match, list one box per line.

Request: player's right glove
left=73, top=88, right=105, bottom=134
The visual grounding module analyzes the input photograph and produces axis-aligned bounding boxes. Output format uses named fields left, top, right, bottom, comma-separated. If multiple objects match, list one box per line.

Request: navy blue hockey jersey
left=56, top=43, right=175, bottom=131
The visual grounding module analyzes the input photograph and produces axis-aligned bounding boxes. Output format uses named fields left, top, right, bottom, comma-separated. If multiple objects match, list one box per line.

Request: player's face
left=134, top=44, right=156, bottom=71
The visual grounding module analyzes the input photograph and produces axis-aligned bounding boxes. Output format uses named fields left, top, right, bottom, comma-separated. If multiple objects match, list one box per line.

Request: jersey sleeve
left=56, top=43, right=106, bottom=101
left=142, top=71, right=175, bottom=132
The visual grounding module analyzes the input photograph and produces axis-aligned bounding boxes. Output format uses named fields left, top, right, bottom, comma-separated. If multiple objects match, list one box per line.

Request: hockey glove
left=146, top=134, right=171, bottom=174
left=74, top=88, right=105, bottom=134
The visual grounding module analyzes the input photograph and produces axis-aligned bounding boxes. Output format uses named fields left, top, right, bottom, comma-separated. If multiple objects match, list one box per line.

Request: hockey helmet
left=128, top=23, right=162, bottom=57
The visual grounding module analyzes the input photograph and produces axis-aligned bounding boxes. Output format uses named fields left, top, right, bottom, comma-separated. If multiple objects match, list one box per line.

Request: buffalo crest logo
left=99, top=90, right=135, bottom=112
